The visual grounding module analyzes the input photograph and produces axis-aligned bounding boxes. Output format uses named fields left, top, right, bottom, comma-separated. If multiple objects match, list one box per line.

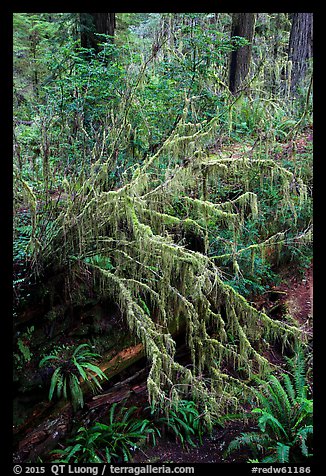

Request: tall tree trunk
left=30, top=28, right=39, bottom=98
left=80, top=13, right=116, bottom=52
left=288, top=13, right=313, bottom=95
left=229, top=13, right=256, bottom=94
left=272, top=13, right=282, bottom=95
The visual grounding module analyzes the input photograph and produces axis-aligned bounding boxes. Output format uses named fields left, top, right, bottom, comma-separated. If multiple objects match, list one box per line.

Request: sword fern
left=226, top=349, right=313, bottom=463
left=39, top=343, right=107, bottom=411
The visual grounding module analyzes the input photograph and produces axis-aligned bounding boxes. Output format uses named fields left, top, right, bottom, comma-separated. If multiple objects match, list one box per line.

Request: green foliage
left=14, top=326, right=35, bottom=370
left=28, top=81, right=307, bottom=422
left=13, top=13, right=312, bottom=434
left=84, top=254, right=114, bottom=271
left=52, top=403, right=160, bottom=463
left=14, top=211, right=33, bottom=263
left=39, top=343, right=107, bottom=411
left=226, top=348, right=313, bottom=463
left=150, top=399, right=214, bottom=448
left=128, top=19, right=247, bottom=158
left=207, top=151, right=312, bottom=297
left=231, top=96, right=300, bottom=141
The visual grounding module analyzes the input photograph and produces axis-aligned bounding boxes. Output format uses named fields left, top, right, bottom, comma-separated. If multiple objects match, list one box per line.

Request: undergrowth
left=13, top=14, right=313, bottom=461
left=52, top=403, right=159, bottom=463
left=226, top=348, right=313, bottom=463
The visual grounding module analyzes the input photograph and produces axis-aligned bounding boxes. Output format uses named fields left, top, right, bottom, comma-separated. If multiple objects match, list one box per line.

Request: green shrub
left=226, top=349, right=313, bottom=463
left=151, top=399, right=214, bottom=448
left=52, top=403, right=160, bottom=462
left=14, top=326, right=35, bottom=370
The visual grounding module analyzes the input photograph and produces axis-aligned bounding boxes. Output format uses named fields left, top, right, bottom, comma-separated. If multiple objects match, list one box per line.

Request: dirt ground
left=280, top=262, right=313, bottom=333
left=131, top=421, right=256, bottom=464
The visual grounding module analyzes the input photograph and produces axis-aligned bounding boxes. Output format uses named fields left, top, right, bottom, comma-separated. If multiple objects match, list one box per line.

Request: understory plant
left=39, top=343, right=107, bottom=411
left=226, top=349, right=313, bottom=463
left=52, top=403, right=160, bottom=463
left=150, top=399, right=215, bottom=448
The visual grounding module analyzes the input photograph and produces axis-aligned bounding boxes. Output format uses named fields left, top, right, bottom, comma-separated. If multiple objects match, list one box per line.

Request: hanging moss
left=30, top=106, right=309, bottom=420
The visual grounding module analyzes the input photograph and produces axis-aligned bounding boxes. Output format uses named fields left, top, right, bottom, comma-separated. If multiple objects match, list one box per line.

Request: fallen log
left=13, top=342, right=145, bottom=463
left=87, top=387, right=132, bottom=410
left=13, top=314, right=186, bottom=463
left=17, top=409, right=71, bottom=463
left=87, top=369, right=148, bottom=410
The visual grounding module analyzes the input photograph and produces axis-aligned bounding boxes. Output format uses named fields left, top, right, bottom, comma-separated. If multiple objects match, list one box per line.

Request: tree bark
left=80, top=13, right=116, bottom=52
left=229, top=13, right=256, bottom=94
left=288, top=13, right=313, bottom=95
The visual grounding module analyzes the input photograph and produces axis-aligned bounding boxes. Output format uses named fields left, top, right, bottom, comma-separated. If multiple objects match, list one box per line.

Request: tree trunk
left=288, top=13, right=313, bottom=95
left=80, top=13, right=116, bottom=52
left=272, top=13, right=282, bottom=95
left=229, top=13, right=256, bottom=94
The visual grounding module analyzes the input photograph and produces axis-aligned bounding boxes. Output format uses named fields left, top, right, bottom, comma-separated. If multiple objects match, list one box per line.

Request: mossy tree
left=79, top=13, right=116, bottom=52
left=13, top=12, right=312, bottom=429
left=288, top=13, right=313, bottom=95
left=18, top=93, right=310, bottom=427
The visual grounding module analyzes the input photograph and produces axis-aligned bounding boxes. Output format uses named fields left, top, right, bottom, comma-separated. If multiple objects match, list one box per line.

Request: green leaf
left=73, top=358, right=88, bottom=380
left=39, top=355, right=59, bottom=367
left=295, top=425, right=313, bottom=457
left=82, top=362, right=107, bottom=380
left=72, top=343, right=91, bottom=357
left=257, top=410, right=288, bottom=438
left=49, top=367, right=62, bottom=401
left=276, top=442, right=290, bottom=463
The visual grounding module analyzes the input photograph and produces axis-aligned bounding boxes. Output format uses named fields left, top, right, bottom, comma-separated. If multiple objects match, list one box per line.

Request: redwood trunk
left=229, top=13, right=256, bottom=94
left=288, top=13, right=313, bottom=94
left=80, top=13, right=116, bottom=52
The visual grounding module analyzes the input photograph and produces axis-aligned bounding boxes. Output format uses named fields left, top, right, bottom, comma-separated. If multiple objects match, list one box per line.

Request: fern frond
left=63, top=376, right=68, bottom=400
left=39, top=354, right=60, bottom=367
left=73, top=358, right=88, bottom=380
left=121, top=406, right=137, bottom=424
left=276, top=442, right=290, bottom=463
left=252, top=388, right=273, bottom=415
left=109, top=403, right=118, bottom=425
left=49, top=367, right=62, bottom=401
left=56, top=373, right=64, bottom=399
left=70, top=373, right=84, bottom=410
left=268, top=374, right=292, bottom=421
left=295, top=425, right=313, bottom=457
left=259, top=379, right=288, bottom=424
left=83, top=362, right=107, bottom=380
left=226, top=432, right=271, bottom=455
left=254, top=409, right=288, bottom=439
left=72, top=343, right=91, bottom=357
left=283, top=373, right=296, bottom=405
left=286, top=347, right=307, bottom=399
left=65, top=443, right=83, bottom=462
left=261, top=453, right=279, bottom=463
